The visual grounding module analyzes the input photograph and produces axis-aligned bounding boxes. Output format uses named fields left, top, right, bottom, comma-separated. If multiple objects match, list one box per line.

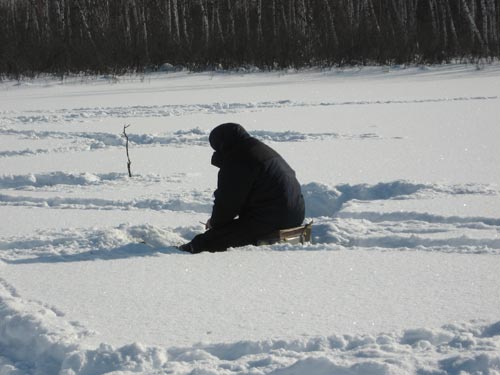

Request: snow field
left=1, top=64, right=500, bottom=374
left=1, top=276, right=500, bottom=375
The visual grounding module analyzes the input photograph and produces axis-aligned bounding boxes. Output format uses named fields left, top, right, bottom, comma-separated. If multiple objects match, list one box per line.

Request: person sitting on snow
left=179, top=123, right=305, bottom=253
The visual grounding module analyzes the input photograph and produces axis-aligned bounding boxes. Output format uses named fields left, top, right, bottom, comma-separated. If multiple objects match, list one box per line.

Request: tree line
left=0, top=0, right=498, bottom=76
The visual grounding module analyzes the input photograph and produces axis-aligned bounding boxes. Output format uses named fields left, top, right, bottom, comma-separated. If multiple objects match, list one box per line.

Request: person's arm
left=210, top=160, right=256, bottom=228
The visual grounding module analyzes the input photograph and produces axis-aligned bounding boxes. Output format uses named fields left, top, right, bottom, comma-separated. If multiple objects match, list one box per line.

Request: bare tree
left=242, top=0, right=251, bottom=43
left=461, top=0, right=486, bottom=48
left=214, top=2, right=225, bottom=44
left=323, top=0, right=339, bottom=48
left=199, top=0, right=209, bottom=46
left=122, top=125, right=132, bottom=178
left=171, top=0, right=180, bottom=43
left=256, top=0, right=263, bottom=44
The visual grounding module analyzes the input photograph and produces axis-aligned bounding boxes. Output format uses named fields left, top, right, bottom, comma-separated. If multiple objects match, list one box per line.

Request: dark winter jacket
left=208, top=123, right=305, bottom=230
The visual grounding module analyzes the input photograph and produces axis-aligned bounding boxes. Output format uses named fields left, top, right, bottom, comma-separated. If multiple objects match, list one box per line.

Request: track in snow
left=1, top=96, right=497, bottom=125
left=1, top=176, right=499, bottom=264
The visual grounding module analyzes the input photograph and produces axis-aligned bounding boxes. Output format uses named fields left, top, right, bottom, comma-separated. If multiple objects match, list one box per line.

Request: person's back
left=215, top=135, right=304, bottom=229
left=181, top=123, right=305, bottom=253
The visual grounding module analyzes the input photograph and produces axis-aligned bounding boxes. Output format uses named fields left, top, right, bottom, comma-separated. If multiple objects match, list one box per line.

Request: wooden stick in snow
left=122, top=124, right=132, bottom=178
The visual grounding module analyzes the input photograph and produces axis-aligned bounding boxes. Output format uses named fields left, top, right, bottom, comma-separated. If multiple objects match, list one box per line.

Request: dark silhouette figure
left=180, top=123, right=305, bottom=253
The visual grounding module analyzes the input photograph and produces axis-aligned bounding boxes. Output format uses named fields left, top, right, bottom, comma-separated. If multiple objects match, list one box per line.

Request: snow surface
left=1, top=65, right=500, bottom=374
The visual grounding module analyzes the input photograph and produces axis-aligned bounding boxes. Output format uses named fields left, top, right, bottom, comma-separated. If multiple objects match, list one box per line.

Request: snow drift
left=1, top=65, right=500, bottom=375
left=1, top=279, right=500, bottom=375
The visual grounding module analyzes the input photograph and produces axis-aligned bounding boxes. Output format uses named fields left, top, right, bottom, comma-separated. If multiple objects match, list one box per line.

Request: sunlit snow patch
left=1, top=279, right=499, bottom=375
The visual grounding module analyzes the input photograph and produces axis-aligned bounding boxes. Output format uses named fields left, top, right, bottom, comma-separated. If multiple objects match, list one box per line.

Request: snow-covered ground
left=1, top=65, right=500, bottom=375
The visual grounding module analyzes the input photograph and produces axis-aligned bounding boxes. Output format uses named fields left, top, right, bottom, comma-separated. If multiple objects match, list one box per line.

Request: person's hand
left=205, top=219, right=212, bottom=230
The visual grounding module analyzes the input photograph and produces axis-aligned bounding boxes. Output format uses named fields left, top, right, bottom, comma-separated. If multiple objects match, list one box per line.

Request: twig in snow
left=122, top=124, right=132, bottom=177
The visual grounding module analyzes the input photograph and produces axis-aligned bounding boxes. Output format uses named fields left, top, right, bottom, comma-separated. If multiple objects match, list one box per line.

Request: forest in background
left=0, top=0, right=499, bottom=77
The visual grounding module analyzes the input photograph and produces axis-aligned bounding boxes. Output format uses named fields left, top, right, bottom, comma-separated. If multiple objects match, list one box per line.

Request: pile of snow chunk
left=60, top=343, right=168, bottom=375
left=302, top=180, right=429, bottom=218
left=2, top=276, right=500, bottom=375
left=0, top=279, right=86, bottom=375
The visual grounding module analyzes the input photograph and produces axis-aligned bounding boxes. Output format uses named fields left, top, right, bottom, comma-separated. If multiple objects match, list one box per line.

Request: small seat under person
left=256, top=222, right=313, bottom=246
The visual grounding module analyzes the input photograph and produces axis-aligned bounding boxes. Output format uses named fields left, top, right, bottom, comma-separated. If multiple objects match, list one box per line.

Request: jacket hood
left=209, top=123, right=251, bottom=153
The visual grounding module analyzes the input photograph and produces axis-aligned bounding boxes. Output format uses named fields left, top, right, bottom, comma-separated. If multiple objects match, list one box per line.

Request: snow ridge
left=1, top=180, right=499, bottom=260
left=302, top=181, right=497, bottom=217
left=1, top=96, right=497, bottom=126
left=303, top=182, right=500, bottom=253
left=0, top=279, right=91, bottom=375
left=302, top=181, right=427, bottom=217
left=0, top=225, right=188, bottom=264
left=0, top=172, right=121, bottom=188
left=0, top=192, right=213, bottom=212
left=0, top=127, right=388, bottom=158
left=0, top=172, right=190, bottom=189
left=1, top=176, right=494, bottom=210
left=0, top=148, right=52, bottom=158
left=1, top=280, right=500, bottom=375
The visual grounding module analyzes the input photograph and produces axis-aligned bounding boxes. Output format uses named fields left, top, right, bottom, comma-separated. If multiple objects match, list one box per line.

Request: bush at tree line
left=0, top=0, right=498, bottom=77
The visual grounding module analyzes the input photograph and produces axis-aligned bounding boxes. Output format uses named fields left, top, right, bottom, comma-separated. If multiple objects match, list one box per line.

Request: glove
left=178, top=243, right=194, bottom=253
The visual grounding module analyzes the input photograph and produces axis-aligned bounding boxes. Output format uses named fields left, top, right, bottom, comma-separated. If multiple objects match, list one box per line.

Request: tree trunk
left=226, top=0, right=235, bottom=37
left=428, top=0, right=438, bottom=36
left=171, top=0, right=180, bottom=43
left=444, top=0, right=459, bottom=50
left=366, top=0, right=381, bottom=32
left=346, top=0, right=355, bottom=46
left=460, top=0, right=485, bottom=47
left=139, top=0, right=149, bottom=61
left=256, top=0, right=263, bottom=44
left=215, top=2, right=224, bottom=44
left=243, top=0, right=250, bottom=42
left=438, top=0, right=448, bottom=49
left=180, top=0, right=189, bottom=44
left=486, top=0, right=497, bottom=45
left=297, top=0, right=307, bottom=36
left=199, top=0, right=209, bottom=46
left=280, top=0, right=288, bottom=34
left=271, top=0, right=277, bottom=40
left=480, top=0, right=489, bottom=46
left=123, top=0, right=131, bottom=47
left=165, top=0, right=172, bottom=37
left=289, top=0, right=296, bottom=32
left=77, top=0, right=97, bottom=50
left=323, top=0, right=339, bottom=47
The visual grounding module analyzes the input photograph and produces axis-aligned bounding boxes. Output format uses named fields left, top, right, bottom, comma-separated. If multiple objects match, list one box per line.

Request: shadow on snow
left=4, top=243, right=188, bottom=265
